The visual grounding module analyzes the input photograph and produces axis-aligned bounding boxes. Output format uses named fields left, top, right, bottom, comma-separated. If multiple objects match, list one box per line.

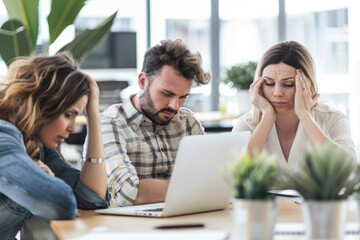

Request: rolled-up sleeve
left=73, top=180, right=110, bottom=209
left=102, top=116, right=140, bottom=206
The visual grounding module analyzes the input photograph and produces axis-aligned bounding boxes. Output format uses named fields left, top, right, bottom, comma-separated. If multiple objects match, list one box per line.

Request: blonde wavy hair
left=0, top=53, right=90, bottom=161
left=252, top=41, right=318, bottom=126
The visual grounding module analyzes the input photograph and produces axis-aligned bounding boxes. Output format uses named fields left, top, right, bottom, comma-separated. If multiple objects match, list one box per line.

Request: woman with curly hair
left=0, top=53, right=109, bottom=238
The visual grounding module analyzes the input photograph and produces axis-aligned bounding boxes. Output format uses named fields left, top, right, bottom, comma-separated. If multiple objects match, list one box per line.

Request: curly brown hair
left=141, top=39, right=211, bottom=85
left=0, top=53, right=90, bottom=160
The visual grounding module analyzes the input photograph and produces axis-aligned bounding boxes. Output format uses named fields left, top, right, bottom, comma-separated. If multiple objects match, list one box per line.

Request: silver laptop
left=95, top=131, right=251, bottom=217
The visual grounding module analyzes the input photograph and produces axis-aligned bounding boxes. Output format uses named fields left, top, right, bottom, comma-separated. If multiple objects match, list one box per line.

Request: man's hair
left=141, top=39, right=211, bottom=85
left=0, top=52, right=90, bottom=160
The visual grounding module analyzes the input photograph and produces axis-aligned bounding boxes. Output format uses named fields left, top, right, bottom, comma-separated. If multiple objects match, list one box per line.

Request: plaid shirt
left=101, top=96, right=205, bottom=206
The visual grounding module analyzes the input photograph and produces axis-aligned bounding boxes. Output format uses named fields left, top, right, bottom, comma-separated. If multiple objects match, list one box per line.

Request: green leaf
left=3, top=0, right=39, bottom=50
left=228, top=151, right=279, bottom=200
left=223, top=61, right=257, bottom=90
left=0, top=19, right=32, bottom=66
left=57, top=11, right=118, bottom=64
left=47, top=0, right=87, bottom=44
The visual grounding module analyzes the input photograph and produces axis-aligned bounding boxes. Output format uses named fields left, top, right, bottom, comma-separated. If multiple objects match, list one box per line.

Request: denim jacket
left=0, top=120, right=110, bottom=239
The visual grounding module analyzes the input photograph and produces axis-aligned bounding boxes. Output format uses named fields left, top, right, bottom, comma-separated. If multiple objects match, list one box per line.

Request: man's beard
left=139, top=87, right=177, bottom=125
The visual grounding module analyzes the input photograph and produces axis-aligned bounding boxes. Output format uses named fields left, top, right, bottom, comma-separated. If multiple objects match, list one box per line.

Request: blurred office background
left=0, top=0, right=360, bottom=150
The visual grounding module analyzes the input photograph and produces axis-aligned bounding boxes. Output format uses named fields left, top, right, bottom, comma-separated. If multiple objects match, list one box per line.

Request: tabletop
left=50, top=197, right=359, bottom=240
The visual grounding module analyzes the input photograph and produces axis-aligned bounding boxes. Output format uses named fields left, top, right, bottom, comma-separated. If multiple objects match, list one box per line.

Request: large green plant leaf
left=58, top=11, right=117, bottom=64
left=47, top=0, right=87, bottom=44
left=2, top=0, right=38, bottom=50
left=0, top=19, right=32, bottom=66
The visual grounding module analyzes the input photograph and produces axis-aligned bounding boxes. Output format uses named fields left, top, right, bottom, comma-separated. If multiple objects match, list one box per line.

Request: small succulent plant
left=279, top=143, right=359, bottom=200
left=226, top=151, right=279, bottom=200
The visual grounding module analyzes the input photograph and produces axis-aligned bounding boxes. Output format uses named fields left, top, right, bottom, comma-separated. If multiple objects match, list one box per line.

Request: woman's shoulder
left=232, top=110, right=254, bottom=132
left=240, top=109, right=254, bottom=117
left=311, top=102, right=347, bottom=122
left=236, top=110, right=254, bottom=122
left=312, top=102, right=346, bottom=116
left=0, top=120, right=23, bottom=141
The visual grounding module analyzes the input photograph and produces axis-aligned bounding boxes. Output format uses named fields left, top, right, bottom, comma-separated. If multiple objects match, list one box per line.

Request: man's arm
left=134, top=179, right=169, bottom=205
left=98, top=109, right=141, bottom=206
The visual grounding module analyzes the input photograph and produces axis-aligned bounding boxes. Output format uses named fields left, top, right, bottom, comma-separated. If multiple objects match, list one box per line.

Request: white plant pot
left=232, top=198, right=277, bottom=240
left=353, top=193, right=360, bottom=234
left=236, top=90, right=252, bottom=115
left=301, top=200, right=347, bottom=240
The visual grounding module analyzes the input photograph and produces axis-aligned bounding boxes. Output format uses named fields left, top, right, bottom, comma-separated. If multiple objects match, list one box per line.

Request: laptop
left=95, top=131, right=251, bottom=217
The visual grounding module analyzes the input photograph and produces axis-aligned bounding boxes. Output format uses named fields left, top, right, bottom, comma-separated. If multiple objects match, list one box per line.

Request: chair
left=65, top=80, right=129, bottom=146
left=97, top=80, right=129, bottom=112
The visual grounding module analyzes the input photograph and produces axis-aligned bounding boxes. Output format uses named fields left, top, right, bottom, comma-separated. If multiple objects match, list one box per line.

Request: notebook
left=95, top=131, right=251, bottom=217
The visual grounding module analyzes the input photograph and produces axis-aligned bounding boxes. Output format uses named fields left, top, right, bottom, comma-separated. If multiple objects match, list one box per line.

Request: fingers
left=294, top=70, right=317, bottom=113
left=88, top=76, right=100, bottom=98
left=249, top=76, right=262, bottom=89
left=249, top=76, right=263, bottom=94
left=81, top=71, right=100, bottom=98
left=295, top=70, right=306, bottom=92
left=36, top=160, right=55, bottom=176
left=85, top=76, right=101, bottom=117
left=312, top=93, right=320, bottom=107
left=296, top=69, right=311, bottom=92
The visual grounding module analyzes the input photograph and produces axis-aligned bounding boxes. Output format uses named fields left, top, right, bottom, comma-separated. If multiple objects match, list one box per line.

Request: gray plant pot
left=301, top=200, right=347, bottom=240
left=353, top=193, right=360, bottom=233
left=232, top=198, right=277, bottom=240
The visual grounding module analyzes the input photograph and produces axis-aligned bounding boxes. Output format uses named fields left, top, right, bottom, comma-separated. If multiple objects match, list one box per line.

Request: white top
left=232, top=103, right=356, bottom=171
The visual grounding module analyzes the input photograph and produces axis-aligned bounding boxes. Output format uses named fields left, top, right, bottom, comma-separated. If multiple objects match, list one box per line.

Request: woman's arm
left=79, top=76, right=107, bottom=199
left=246, top=77, right=276, bottom=157
left=0, top=149, right=76, bottom=220
left=247, top=110, right=275, bottom=156
left=294, top=70, right=356, bottom=163
left=294, top=70, right=328, bottom=146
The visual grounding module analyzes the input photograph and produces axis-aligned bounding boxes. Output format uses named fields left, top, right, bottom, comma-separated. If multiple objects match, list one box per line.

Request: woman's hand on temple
left=249, top=77, right=275, bottom=114
left=294, top=69, right=319, bottom=117
left=83, top=74, right=101, bottom=120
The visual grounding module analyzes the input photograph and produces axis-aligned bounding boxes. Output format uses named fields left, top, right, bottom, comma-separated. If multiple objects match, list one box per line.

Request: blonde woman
left=0, top=53, right=109, bottom=238
left=232, top=41, right=356, bottom=170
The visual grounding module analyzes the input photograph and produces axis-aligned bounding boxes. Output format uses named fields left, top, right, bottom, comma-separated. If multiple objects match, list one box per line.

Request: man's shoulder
left=102, top=103, right=124, bottom=118
left=177, top=107, right=201, bottom=123
left=178, top=107, right=196, bottom=117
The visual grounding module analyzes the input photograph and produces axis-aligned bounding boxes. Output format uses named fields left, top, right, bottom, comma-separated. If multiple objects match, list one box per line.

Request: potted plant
left=225, top=151, right=279, bottom=240
left=223, top=61, right=257, bottom=91
left=222, top=61, right=257, bottom=115
left=278, top=143, right=359, bottom=240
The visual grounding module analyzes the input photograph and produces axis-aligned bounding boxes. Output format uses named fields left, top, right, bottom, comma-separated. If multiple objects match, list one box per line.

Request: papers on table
left=69, top=230, right=229, bottom=240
